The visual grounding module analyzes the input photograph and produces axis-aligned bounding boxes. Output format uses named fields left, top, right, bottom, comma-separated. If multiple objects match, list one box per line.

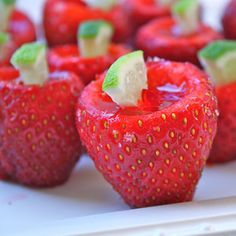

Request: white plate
left=1, top=0, right=235, bottom=235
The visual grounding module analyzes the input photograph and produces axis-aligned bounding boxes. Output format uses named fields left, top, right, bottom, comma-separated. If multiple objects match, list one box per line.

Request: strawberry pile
left=0, top=0, right=235, bottom=209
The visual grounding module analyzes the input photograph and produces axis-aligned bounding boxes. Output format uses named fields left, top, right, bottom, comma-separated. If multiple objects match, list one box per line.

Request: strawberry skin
left=222, top=0, right=236, bottom=40
left=76, top=60, right=218, bottom=207
left=123, top=0, right=171, bottom=29
left=43, top=0, right=130, bottom=46
left=0, top=67, right=84, bottom=187
left=9, top=10, right=36, bottom=47
left=135, top=17, right=222, bottom=66
left=48, top=44, right=130, bottom=85
left=208, top=83, right=236, bottom=163
left=0, top=10, right=36, bottom=66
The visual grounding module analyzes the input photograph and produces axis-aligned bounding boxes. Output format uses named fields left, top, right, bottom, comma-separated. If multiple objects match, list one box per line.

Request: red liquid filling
left=93, top=62, right=189, bottom=116
left=120, top=82, right=186, bottom=115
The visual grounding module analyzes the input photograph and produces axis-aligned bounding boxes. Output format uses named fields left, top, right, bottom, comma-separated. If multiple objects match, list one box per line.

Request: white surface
left=1, top=0, right=235, bottom=235
left=1, top=157, right=236, bottom=236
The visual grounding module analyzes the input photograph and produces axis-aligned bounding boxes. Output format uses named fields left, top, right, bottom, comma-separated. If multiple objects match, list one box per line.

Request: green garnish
left=78, top=20, right=113, bottom=58
left=102, top=51, right=148, bottom=106
left=11, top=42, right=49, bottom=86
left=0, top=32, right=9, bottom=45
left=198, top=40, right=236, bottom=86
left=2, top=0, right=16, bottom=5
left=172, top=0, right=199, bottom=34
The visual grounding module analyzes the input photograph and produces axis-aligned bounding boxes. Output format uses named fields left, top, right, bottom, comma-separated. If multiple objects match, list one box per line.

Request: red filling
left=82, top=61, right=206, bottom=117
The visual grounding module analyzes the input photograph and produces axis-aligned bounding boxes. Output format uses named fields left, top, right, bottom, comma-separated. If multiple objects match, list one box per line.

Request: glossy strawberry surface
left=222, top=0, right=236, bottom=40
left=209, top=83, right=236, bottom=163
left=0, top=67, right=84, bottom=187
left=48, top=44, right=130, bottom=85
left=76, top=60, right=218, bottom=207
left=0, top=10, right=36, bottom=66
left=43, top=0, right=130, bottom=46
left=135, top=17, right=222, bottom=66
left=123, top=0, right=171, bottom=29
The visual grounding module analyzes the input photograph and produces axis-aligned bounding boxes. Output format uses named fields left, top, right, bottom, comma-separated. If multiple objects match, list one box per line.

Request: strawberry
left=76, top=59, right=218, bottom=207
left=222, top=0, right=236, bottom=40
left=0, top=9, right=36, bottom=66
left=198, top=40, right=236, bottom=163
left=123, top=0, right=171, bottom=30
left=48, top=44, right=130, bottom=85
left=43, top=0, right=130, bottom=46
left=8, top=10, right=36, bottom=47
left=135, top=17, right=222, bottom=66
left=207, top=84, right=236, bottom=163
left=0, top=43, right=84, bottom=187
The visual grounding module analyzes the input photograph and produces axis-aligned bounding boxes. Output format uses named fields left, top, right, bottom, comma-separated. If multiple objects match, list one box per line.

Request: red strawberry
left=0, top=66, right=84, bottom=187
left=48, top=44, right=130, bottom=85
left=43, top=0, right=130, bottom=46
left=76, top=60, right=218, bottom=207
left=0, top=10, right=36, bottom=66
left=123, top=0, right=171, bottom=29
left=208, top=84, right=236, bottom=163
left=135, top=17, right=222, bottom=66
left=222, top=0, right=236, bottom=40
left=8, top=10, right=36, bottom=47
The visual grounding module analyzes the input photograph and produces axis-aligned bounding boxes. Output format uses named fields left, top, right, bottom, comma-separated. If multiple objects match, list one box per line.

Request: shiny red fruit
left=209, top=83, right=236, bottom=163
left=0, top=10, right=36, bottom=66
left=48, top=44, right=130, bottom=85
left=43, top=0, right=131, bottom=46
left=76, top=60, right=218, bottom=207
left=135, top=17, right=222, bottom=66
left=123, top=0, right=171, bottom=29
left=0, top=67, right=84, bottom=187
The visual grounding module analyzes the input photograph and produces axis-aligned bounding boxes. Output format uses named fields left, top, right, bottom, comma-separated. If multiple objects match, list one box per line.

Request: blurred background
left=17, top=0, right=230, bottom=29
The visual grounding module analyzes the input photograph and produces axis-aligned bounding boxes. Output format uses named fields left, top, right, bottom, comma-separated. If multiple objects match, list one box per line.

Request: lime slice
left=78, top=20, right=113, bottom=58
left=84, top=0, right=117, bottom=11
left=11, top=42, right=49, bottom=86
left=157, top=0, right=176, bottom=6
left=0, top=32, right=10, bottom=61
left=172, top=0, right=199, bottom=34
left=102, top=51, right=148, bottom=107
left=198, top=40, right=236, bottom=86
left=0, top=0, right=16, bottom=31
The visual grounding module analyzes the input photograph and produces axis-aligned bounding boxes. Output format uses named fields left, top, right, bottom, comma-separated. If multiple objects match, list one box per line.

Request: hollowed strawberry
left=76, top=59, right=218, bottom=207
left=0, top=43, right=84, bottom=187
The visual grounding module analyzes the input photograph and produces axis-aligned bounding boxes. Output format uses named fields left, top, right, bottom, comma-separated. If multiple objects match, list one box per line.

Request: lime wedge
left=0, top=0, right=16, bottom=31
left=78, top=20, right=113, bottom=58
left=11, top=42, right=49, bottom=86
left=172, top=0, right=199, bottom=34
left=84, top=0, right=117, bottom=11
left=198, top=40, right=236, bottom=86
left=102, top=51, right=148, bottom=107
